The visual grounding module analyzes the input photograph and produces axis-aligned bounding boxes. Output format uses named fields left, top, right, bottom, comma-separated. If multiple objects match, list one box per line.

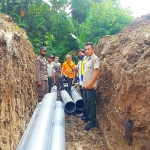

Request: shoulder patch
left=36, top=60, right=40, bottom=64
left=94, top=58, right=98, bottom=62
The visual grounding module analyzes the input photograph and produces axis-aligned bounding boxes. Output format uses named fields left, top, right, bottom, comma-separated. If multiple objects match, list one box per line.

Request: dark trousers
left=48, top=77, right=53, bottom=93
left=83, top=88, right=96, bottom=123
left=80, top=85, right=87, bottom=116
left=55, top=74, right=59, bottom=89
left=59, top=74, right=73, bottom=95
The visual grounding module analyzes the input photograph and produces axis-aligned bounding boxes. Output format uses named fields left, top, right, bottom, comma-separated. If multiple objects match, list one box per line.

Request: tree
left=0, top=0, right=133, bottom=61
left=79, top=0, right=132, bottom=43
left=71, top=0, right=90, bottom=24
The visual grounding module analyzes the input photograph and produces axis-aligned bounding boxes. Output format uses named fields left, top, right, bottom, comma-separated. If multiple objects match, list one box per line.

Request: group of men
left=35, top=42, right=100, bottom=130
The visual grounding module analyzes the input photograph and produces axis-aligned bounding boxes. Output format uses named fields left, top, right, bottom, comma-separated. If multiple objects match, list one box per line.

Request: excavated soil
left=95, top=14, right=150, bottom=150
left=65, top=113, right=108, bottom=150
left=0, top=14, right=37, bottom=150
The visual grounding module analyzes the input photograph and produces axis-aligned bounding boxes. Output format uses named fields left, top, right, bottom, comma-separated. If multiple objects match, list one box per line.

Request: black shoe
left=83, top=119, right=88, bottom=122
left=85, top=122, right=96, bottom=130
left=81, top=116, right=89, bottom=120
left=59, top=87, right=65, bottom=91
left=76, top=113, right=84, bottom=118
left=38, top=99, right=42, bottom=103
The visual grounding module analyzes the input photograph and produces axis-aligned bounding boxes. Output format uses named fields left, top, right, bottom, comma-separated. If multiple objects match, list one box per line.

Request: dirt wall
left=0, top=14, right=37, bottom=150
left=96, top=14, right=150, bottom=150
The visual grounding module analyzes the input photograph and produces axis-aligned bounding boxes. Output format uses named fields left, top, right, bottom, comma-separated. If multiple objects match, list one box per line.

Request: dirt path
left=65, top=114, right=108, bottom=150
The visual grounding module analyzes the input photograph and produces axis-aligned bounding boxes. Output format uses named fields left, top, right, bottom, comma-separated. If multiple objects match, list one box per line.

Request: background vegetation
left=0, top=0, right=132, bottom=62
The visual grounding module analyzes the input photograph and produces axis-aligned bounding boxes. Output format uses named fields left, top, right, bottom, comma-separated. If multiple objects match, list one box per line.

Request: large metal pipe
left=17, top=87, right=57, bottom=150
left=71, top=86, right=84, bottom=110
left=60, top=89, right=76, bottom=113
left=49, top=101, right=65, bottom=150
left=16, top=102, right=42, bottom=150
left=51, top=85, right=57, bottom=92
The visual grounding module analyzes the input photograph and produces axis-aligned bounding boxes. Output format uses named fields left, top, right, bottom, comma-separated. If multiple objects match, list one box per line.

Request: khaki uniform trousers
left=37, top=80, right=48, bottom=102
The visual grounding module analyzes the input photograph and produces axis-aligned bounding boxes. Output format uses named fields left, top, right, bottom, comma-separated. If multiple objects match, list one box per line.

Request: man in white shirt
left=83, top=42, right=100, bottom=130
left=47, top=54, right=55, bottom=92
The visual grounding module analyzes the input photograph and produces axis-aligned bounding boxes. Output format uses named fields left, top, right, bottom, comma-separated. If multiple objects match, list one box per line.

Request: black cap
left=48, top=54, right=54, bottom=58
left=77, top=49, right=85, bottom=54
left=40, top=46, right=47, bottom=51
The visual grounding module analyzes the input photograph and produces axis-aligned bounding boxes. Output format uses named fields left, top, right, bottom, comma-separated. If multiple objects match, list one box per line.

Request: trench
left=62, top=87, right=108, bottom=150
left=65, top=113, right=108, bottom=150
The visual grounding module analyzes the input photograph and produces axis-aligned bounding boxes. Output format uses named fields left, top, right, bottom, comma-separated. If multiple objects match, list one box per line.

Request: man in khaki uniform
left=47, top=54, right=55, bottom=93
left=35, top=46, right=48, bottom=102
left=83, top=42, right=100, bottom=130
left=52, top=56, right=61, bottom=89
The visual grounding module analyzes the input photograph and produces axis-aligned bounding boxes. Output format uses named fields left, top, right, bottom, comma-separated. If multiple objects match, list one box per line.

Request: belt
left=48, top=76, right=52, bottom=78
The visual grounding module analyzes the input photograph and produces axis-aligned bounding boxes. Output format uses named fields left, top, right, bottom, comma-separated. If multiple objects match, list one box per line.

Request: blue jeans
left=59, top=74, right=73, bottom=95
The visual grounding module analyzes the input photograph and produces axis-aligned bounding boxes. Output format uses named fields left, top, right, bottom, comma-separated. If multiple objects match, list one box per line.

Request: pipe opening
left=65, top=102, right=76, bottom=113
left=76, top=100, right=84, bottom=110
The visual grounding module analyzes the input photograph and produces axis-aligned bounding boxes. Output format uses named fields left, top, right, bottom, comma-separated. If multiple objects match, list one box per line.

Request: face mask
left=41, top=54, right=46, bottom=57
left=55, top=60, right=58, bottom=63
left=66, top=58, right=71, bottom=62
left=78, top=55, right=84, bottom=60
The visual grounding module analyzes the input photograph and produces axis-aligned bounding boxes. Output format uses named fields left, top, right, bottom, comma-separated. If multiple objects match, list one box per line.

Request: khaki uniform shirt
left=83, top=53, right=100, bottom=88
left=35, top=56, right=48, bottom=82
left=51, top=61, right=61, bottom=76
left=47, top=62, right=55, bottom=77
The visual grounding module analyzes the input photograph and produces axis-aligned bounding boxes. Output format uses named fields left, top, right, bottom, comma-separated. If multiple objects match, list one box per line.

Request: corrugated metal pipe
left=71, top=86, right=84, bottom=110
left=16, top=86, right=57, bottom=150
left=60, top=89, right=76, bottom=113
left=50, top=101, right=65, bottom=150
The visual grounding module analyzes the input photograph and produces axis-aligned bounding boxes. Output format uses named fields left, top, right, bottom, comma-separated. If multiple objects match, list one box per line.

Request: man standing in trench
left=47, top=54, right=56, bottom=93
left=83, top=42, right=100, bottom=130
left=52, top=56, right=61, bottom=90
left=74, top=49, right=88, bottom=118
left=59, top=54, right=75, bottom=96
left=35, top=46, right=48, bottom=102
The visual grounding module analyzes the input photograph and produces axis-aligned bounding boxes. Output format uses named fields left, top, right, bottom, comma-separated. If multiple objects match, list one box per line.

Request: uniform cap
left=48, top=54, right=54, bottom=58
left=40, top=46, right=47, bottom=51
left=77, top=49, right=85, bottom=54
left=66, top=54, right=71, bottom=59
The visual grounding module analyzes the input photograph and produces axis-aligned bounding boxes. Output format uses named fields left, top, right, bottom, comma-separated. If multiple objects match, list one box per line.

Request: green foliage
left=71, top=0, right=90, bottom=24
left=0, top=0, right=133, bottom=61
left=82, top=0, right=132, bottom=43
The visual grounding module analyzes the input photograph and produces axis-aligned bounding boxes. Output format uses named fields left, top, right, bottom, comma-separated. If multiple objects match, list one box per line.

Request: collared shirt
left=83, top=53, right=100, bottom=87
left=35, top=56, right=48, bottom=82
left=62, top=61, right=75, bottom=78
left=51, top=61, right=61, bottom=76
left=77, top=56, right=87, bottom=86
left=47, top=62, right=55, bottom=77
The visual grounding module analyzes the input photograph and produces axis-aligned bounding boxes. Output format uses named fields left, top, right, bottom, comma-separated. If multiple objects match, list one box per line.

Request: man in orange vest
left=59, top=54, right=75, bottom=96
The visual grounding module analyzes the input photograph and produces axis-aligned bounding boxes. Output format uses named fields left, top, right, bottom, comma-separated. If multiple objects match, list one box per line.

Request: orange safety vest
left=62, top=61, right=75, bottom=78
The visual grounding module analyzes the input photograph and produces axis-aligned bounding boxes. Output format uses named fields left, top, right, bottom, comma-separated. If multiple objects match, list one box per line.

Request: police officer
left=83, top=42, right=100, bottom=130
left=47, top=54, right=55, bottom=93
left=52, top=56, right=61, bottom=89
left=35, top=46, right=48, bottom=102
